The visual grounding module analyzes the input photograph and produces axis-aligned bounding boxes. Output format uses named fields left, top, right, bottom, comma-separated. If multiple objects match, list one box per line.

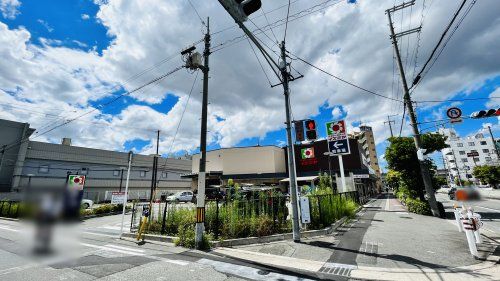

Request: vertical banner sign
left=65, top=175, right=86, bottom=219
left=326, top=120, right=351, bottom=155
left=299, top=197, right=311, bottom=224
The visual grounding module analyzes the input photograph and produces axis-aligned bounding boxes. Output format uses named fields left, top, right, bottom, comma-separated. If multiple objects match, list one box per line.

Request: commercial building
left=440, top=128, right=499, bottom=184
left=189, top=145, right=287, bottom=188
left=0, top=118, right=191, bottom=202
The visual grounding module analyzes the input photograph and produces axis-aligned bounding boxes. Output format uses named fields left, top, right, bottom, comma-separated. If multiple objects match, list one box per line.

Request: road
left=436, top=192, right=500, bottom=236
left=0, top=215, right=312, bottom=281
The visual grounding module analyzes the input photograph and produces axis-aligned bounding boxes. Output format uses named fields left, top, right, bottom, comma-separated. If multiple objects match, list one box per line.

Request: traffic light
left=305, top=120, right=317, bottom=141
left=470, top=108, right=500, bottom=119
left=219, top=0, right=262, bottom=22
left=294, top=121, right=305, bottom=142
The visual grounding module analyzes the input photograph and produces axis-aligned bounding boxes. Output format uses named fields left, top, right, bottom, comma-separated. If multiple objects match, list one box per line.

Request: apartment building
left=440, top=128, right=499, bottom=183
left=351, top=126, right=382, bottom=191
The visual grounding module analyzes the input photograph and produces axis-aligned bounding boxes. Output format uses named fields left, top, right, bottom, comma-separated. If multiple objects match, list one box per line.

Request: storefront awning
left=280, top=176, right=319, bottom=182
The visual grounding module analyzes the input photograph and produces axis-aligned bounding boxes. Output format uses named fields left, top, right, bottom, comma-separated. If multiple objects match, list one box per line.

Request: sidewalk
left=211, top=196, right=500, bottom=280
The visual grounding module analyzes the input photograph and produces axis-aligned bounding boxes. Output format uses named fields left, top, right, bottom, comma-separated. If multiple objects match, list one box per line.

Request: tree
left=473, top=165, right=500, bottom=187
left=385, top=170, right=402, bottom=191
left=384, top=134, right=448, bottom=200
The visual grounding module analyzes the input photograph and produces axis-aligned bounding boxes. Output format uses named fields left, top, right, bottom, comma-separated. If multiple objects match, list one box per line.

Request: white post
left=338, top=155, right=347, bottom=192
left=462, top=205, right=478, bottom=257
left=453, top=208, right=463, bottom=232
left=468, top=208, right=482, bottom=244
left=120, top=151, right=133, bottom=238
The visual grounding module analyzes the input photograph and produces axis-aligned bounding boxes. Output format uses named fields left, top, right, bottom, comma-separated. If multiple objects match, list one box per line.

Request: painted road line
left=104, top=244, right=145, bottom=253
left=0, top=226, right=20, bottom=232
left=473, top=205, right=500, bottom=213
left=79, top=242, right=145, bottom=256
left=151, top=256, right=190, bottom=266
left=197, top=258, right=315, bottom=281
left=82, top=231, right=119, bottom=238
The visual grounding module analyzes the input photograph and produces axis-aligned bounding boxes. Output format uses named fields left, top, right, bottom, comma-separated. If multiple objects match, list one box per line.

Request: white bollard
left=461, top=206, right=478, bottom=257
left=470, top=211, right=482, bottom=244
left=453, top=205, right=463, bottom=232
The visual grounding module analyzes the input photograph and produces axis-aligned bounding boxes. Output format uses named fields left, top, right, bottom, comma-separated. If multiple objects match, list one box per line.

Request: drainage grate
left=319, top=262, right=357, bottom=277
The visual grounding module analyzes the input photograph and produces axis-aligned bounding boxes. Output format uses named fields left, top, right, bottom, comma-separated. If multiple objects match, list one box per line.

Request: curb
left=0, top=217, right=19, bottom=221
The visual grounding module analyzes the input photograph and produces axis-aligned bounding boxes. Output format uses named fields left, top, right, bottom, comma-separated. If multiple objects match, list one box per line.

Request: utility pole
left=384, top=116, right=396, bottom=138
left=387, top=2, right=440, bottom=217
left=148, top=130, right=160, bottom=206
left=194, top=18, right=211, bottom=249
left=487, top=126, right=499, bottom=160
left=120, top=151, right=133, bottom=238
left=280, top=41, right=301, bottom=242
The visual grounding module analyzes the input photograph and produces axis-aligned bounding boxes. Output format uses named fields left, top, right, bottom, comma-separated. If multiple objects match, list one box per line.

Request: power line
left=247, top=38, right=273, bottom=86
left=290, top=54, right=403, bottom=102
left=2, top=66, right=184, bottom=153
left=415, top=96, right=500, bottom=103
left=187, top=0, right=206, bottom=27
left=411, top=0, right=471, bottom=88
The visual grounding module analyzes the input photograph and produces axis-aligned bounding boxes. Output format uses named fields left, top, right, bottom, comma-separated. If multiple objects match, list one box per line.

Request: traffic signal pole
left=387, top=5, right=440, bottom=217
left=281, top=41, right=301, bottom=242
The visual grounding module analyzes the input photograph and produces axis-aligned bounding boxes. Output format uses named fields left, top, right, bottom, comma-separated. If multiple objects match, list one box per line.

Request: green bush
left=405, top=198, right=431, bottom=215
left=174, top=223, right=211, bottom=250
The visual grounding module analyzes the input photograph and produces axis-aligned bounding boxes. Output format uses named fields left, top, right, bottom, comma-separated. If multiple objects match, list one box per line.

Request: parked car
left=81, top=199, right=94, bottom=209
left=449, top=187, right=480, bottom=201
left=167, top=191, right=194, bottom=203
left=448, top=187, right=457, bottom=200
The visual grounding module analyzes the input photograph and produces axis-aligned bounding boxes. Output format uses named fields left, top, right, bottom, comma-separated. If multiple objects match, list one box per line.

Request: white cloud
left=0, top=0, right=20, bottom=19
left=0, top=0, right=499, bottom=156
left=486, top=87, right=500, bottom=108
left=81, top=14, right=90, bottom=20
left=331, top=106, right=343, bottom=119
left=37, top=19, right=54, bottom=32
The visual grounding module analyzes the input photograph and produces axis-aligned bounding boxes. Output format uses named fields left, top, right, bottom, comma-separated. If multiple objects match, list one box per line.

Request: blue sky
left=0, top=0, right=499, bottom=170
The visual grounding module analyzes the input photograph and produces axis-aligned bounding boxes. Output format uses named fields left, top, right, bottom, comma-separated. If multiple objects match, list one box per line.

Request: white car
left=167, top=191, right=193, bottom=203
left=81, top=199, right=94, bottom=209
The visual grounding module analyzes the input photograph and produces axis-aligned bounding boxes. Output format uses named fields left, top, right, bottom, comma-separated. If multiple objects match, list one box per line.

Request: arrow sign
left=328, top=139, right=350, bottom=155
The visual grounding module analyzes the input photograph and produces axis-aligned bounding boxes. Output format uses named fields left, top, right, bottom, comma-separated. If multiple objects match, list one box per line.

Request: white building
left=440, top=128, right=499, bottom=184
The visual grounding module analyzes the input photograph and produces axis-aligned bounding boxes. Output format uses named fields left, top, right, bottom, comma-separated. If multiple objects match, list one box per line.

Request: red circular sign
left=447, top=107, right=462, bottom=119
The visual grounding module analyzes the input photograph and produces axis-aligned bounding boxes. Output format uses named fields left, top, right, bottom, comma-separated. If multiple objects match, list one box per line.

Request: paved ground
left=215, top=193, right=500, bottom=280
left=0, top=215, right=311, bottom=281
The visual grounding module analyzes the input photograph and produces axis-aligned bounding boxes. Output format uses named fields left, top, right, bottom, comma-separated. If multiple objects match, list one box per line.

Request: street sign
left=111, top=192, right=126, bottom=204
left=301, top=147, right=315, bottom=159
left=326, top=120, right=347, bottom=141
left=353, top=174, right=370, bottom=179
left=447, top=107, right=462, bottom=119
left=450, top=117, right=463, bottom=124
left=299, top=197, right=311, bottom=224
left=467, top=151, right=479, bottom=157
left=328, top=139, right=350, bottom=155
left=68, top=175, right=85, bottom=190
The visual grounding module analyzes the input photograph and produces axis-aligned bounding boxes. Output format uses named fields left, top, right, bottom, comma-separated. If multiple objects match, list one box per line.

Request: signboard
left=299, top=197, right=311, bottom=224
left=111, top=192, right=126, bottom=205
left=326, top=120, right=351, bottom=155
left=326, top=120, right=347, bottom=141
left=467, top=151, right=479, bottom=157
left=68, top=175, right=85, bottom=190
left=328, top=138, right=350, bottom=155
left=446, top=107, right=462, bottom=119
left=353, top=174, right=370, bottom=179
left=301, top=147, right=315, bottom=159
left=447, top=107, right=463, bottom=124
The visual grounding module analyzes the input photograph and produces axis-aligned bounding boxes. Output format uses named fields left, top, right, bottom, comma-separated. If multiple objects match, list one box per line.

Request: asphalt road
left=436, top=192, right=500, bottom=236
left=0, top=215, right=312, bottom=281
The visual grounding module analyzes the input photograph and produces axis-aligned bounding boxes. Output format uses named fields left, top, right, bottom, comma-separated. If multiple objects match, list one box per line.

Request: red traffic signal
left=304, top=120, right=317, bottom=141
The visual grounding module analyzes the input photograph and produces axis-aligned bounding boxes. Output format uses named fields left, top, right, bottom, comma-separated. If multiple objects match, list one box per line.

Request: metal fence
left=129, top=190, right=363, bottom=238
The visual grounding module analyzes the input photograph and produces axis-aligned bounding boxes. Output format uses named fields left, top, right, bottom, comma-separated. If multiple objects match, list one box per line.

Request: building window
left=473, top=157, right=480, bottom=162
left=140, top=171, right=146, bottom=177
left=457, top=143, right=464, bottom=147
left=459, top=151, right=465, bottom=155
left=485, top=157, right=492, bottom=162
left=468, top=142, right=475, bottom=146
left=480, top=141, right=487, bottom=145
left=38, top=165, right=49, bottom=173
left=461, top=158, right=468, bottom=163
left=471, top=150, right=478, bottom=153
left=482, top=149, right=489, bottom=153
left=81, top=168, right=89, bottom=175
left=113, top=170, right=120, bottom=176
left=162, top=172, right=168, bottom=178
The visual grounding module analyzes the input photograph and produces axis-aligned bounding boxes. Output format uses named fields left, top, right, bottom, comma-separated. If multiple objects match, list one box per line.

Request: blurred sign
left=467, top=151, right=479, bottom=157
left=68, top=175, right=85, bottom=190
left=447, top=107, right=462, bottom=119
left=300, top=197, right=311, bottom=224
left=326, top=119, right=351, bottom=155
left=301, top=147, right=315, bottom=159
left=111, top=192, right=126, bottom=204
left=353, top=174, right=370, bottom=179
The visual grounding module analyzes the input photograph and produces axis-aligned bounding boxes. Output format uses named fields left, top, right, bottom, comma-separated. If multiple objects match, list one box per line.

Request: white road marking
left=104, top=244, right=145, bottom=253
left=79, top=242, right=145, bottom=256
left=150, top=256, right=190, bottom=266
left=0, top=226, right=20, bottom=232
left=82, top=231, right=119, bottom=238
left=385, top=197, right=390, bottom=211
left=473, top=205, right=500, bottom=213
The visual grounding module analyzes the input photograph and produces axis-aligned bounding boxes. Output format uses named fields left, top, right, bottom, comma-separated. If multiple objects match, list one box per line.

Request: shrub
left=174, top=223, right=211, bottom=250
left=405, top=197, right=431, bottom=215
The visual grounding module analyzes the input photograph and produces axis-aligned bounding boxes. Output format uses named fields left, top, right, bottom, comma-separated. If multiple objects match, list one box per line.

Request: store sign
left=111, top=192, right=126, bottom=204
left=326, top=120, right=351, bottom=155
left=353, top=174, right=370, bottom=179
left=301, top=147, right=315, bottom=159
left=68, top=175, right=85, bottom=190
